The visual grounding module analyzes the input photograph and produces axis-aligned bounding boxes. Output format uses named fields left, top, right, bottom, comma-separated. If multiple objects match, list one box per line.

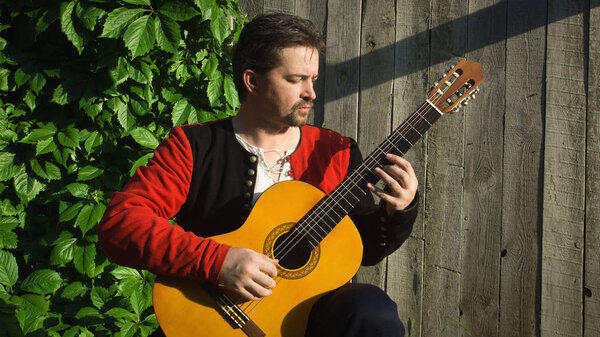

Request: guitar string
left=240, top=97, right=441, bottom=315
left=240, top=100, right=437, bottom=315
left=269, top=100, right=437, bottom=264
left=239, top=81, right=458, bottom=315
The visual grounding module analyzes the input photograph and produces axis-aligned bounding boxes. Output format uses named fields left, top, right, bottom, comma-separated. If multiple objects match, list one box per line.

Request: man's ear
left=242, top=69, right=258, bottom=94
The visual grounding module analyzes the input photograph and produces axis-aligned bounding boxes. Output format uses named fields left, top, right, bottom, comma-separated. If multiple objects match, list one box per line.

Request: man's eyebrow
left=287, top=73, right=319, bottom=79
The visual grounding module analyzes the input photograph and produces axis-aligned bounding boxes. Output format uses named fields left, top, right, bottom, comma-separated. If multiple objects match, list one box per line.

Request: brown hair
left=233, top=13, right=326, bottom=101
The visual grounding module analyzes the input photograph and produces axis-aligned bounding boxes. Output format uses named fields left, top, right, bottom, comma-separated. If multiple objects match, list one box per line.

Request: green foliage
left=0, top=0, right=244, bottom=335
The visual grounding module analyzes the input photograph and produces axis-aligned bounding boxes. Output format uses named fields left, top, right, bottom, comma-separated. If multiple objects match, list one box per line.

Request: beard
left=284, top=100, right=313, bottom=127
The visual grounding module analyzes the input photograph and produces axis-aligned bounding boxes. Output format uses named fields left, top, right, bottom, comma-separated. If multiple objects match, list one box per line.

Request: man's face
left=254, top=46, right=319, bottom=127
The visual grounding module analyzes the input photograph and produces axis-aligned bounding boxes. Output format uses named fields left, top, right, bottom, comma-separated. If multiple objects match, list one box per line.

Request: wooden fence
left=239, top=0, right=600, bottom=336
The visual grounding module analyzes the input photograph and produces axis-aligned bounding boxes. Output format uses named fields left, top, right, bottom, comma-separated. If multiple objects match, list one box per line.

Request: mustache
left=292, top=100, right=313, bottom=110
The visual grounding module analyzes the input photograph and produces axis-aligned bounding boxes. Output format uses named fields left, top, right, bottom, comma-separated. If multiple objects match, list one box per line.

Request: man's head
left=233, top=14, right=326, bottom=102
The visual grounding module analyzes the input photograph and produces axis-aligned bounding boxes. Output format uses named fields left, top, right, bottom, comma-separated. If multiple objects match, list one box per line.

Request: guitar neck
left=296, top=100, right=442, bottom=247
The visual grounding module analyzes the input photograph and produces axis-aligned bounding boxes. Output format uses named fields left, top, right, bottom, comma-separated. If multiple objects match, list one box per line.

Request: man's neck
left=233, top=106, right=299, bottom=151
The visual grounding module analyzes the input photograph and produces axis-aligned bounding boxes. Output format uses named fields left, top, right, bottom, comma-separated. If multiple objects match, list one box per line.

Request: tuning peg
left=463, top=101, right=469, bottom=106
left=434, top=82, right=439, bottom=87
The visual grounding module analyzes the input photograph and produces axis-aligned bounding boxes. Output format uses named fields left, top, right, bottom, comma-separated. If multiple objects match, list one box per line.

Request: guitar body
left=153, top=180, right=364, bottom=337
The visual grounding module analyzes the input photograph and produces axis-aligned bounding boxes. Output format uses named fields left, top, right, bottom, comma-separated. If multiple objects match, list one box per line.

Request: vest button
left=243, top=192, right=252, bottom=200
left=247, top=169, right=256, bottom=176
left=249, top=155, right=258, bottom=163
left=246, top=180, right=254, bottom=187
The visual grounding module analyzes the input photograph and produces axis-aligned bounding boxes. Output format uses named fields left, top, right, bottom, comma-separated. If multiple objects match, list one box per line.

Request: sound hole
left=273, top=231, right=313, bottom=270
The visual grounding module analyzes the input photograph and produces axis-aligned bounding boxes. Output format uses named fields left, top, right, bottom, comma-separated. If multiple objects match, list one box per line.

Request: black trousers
left=305, top=283, right=405, bottom=337
left=150, top=283, right=405, bottom=337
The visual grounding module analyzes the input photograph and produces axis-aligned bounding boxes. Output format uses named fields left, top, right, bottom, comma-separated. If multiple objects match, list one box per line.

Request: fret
left=295, top=102, right=441, bottom=245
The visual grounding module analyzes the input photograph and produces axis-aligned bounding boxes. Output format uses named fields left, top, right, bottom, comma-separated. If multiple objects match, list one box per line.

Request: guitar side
left=153, top=180, right=364, bottom=337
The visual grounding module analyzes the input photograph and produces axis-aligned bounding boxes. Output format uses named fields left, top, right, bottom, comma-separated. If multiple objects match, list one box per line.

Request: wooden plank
left=460, top=0, right=506, bottom=336
left=388, top=0, right=431, bottom=335
left=387, top=237, right=423, bottom=337
left=294, top=0, right=327, bottom=127
left=541, top=0, right=587, bottom=335
left=353, top=0, right=396, bottom=289
left=263, top=0, right=294, bottom=14
left=585, top=1, right=600, bottom=335
left=499, top=1, right=546, bottom=336
left=323, top=0, right=361, bottom=138
left=423, top=0, right=469, bottom=335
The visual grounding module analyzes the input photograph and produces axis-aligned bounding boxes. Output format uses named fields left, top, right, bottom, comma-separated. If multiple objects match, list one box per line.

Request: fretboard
left=295, top=100, right=442, bottom=247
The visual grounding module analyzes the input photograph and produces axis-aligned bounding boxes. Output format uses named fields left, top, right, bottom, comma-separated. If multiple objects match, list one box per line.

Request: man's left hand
left=367, top=153, right=418, bottom=216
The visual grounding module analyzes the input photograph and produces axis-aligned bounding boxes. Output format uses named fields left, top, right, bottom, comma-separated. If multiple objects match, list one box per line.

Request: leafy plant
left=0, top=0, right=243, bottom=335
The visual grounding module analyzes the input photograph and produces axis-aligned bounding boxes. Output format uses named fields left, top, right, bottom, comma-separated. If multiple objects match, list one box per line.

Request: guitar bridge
left=204, top=283, right=266, bottom=337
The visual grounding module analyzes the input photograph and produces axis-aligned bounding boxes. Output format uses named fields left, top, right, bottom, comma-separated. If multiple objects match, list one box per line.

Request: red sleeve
left=98, top=126, right=230, bottom=283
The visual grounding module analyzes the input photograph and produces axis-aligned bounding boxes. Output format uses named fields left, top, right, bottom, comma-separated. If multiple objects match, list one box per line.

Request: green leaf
left=35, top=137, right=58, bottom=156
left=29, top=73, right=47, bottom=94
left=155, top=14, right=180, bottom=53
left=61, top=1, right=84, bottom=53
left=110, top=266, right=141, bottom=280
left=224, top=75, right=239, bottom=108
left=51, top=231, right=77, bottom=266
left=117, top=107, right=136, bottom=132
left=0, top=152, right=15, bottom=171
left=123, top=0, right=151, bottom=5
left=45, top=161, right=62, bottom=180
left=172, top=99, right=195, bottom=126
left=206, top=72, right=223, bottom=106
left=21, top=127, right=57, bottom=143
left=90, top=286, right=110, bottom=309
left=0, top=251, right=18, bottom=289
left=57, top=128, right=80, bottom=148
left=102, top=7, right=145, bottom=38
left=84, top=131, right=103, bottom=154
left=21, top=269, right=63, bottom=295
left=127, top=61, right=153, bottom=84
left=77, top=4, right=105, bottom=31
left=130, top=290, right=146, bottom=317
left=106, top=307, right=136, bottom=320
left=158, top=1, right=200, bottom=21
left=66, top=182, right=90, bottom=198
left=77, top=166, right=104, bottom=181
left=130, top=153, right=154, bottom=176
left=73, top=242, right=96, bottom=277
left=120, top=322, right=139, bottom=337
left=13, top=168, right=45, bottom=202
left=59, top=201, right=84, bottom=222
left=51, top=84, right=69, bottom=105
left=20, top=294, right=50, bottom=315
left=130, top=127, right=159, bottom=149
left=210, top=8, right=231, bottom=44
left=14, top=69, right=31, bottom=89
left=0, top=69, right=9, bottom=91
left=123, top=15, right=155, bottom=58
left=24, top=90, right=36, bottom=111
left=60, top=281, right=88, bottom=301
left=75, top=203, right=106, bottom=236
left=201, top=55, right=218, bottom=79
left=0, top=230, right=17, bottom=249
left=194, top=0, right=217, bottom=15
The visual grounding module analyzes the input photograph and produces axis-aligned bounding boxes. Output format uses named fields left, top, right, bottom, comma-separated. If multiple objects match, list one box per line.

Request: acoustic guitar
left=152, top=60, right=484, bottom=337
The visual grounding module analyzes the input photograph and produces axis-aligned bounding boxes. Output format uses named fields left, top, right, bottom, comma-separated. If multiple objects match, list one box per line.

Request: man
left=99, top=13, right=418, bottom=337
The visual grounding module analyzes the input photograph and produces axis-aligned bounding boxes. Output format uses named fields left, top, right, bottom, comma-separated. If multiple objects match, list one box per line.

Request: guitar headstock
left=428, top=60, right=484, bottom=114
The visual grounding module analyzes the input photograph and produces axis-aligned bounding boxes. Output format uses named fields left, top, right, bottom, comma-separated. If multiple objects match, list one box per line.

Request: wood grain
left=541, top=1, right=587, bottom=336
left=500, top=1, right=546, bottom=336
left=322, top=0, right=361, bottom=139
left=352, top=0, right=396, bottom=289
left=585, top=1, right=600, bottom=335
left=423, top=0, right=468, bottom=335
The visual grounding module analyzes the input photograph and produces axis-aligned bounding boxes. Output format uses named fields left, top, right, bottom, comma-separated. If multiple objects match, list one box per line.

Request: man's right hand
left=218, top=247, right=279, bottom=301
